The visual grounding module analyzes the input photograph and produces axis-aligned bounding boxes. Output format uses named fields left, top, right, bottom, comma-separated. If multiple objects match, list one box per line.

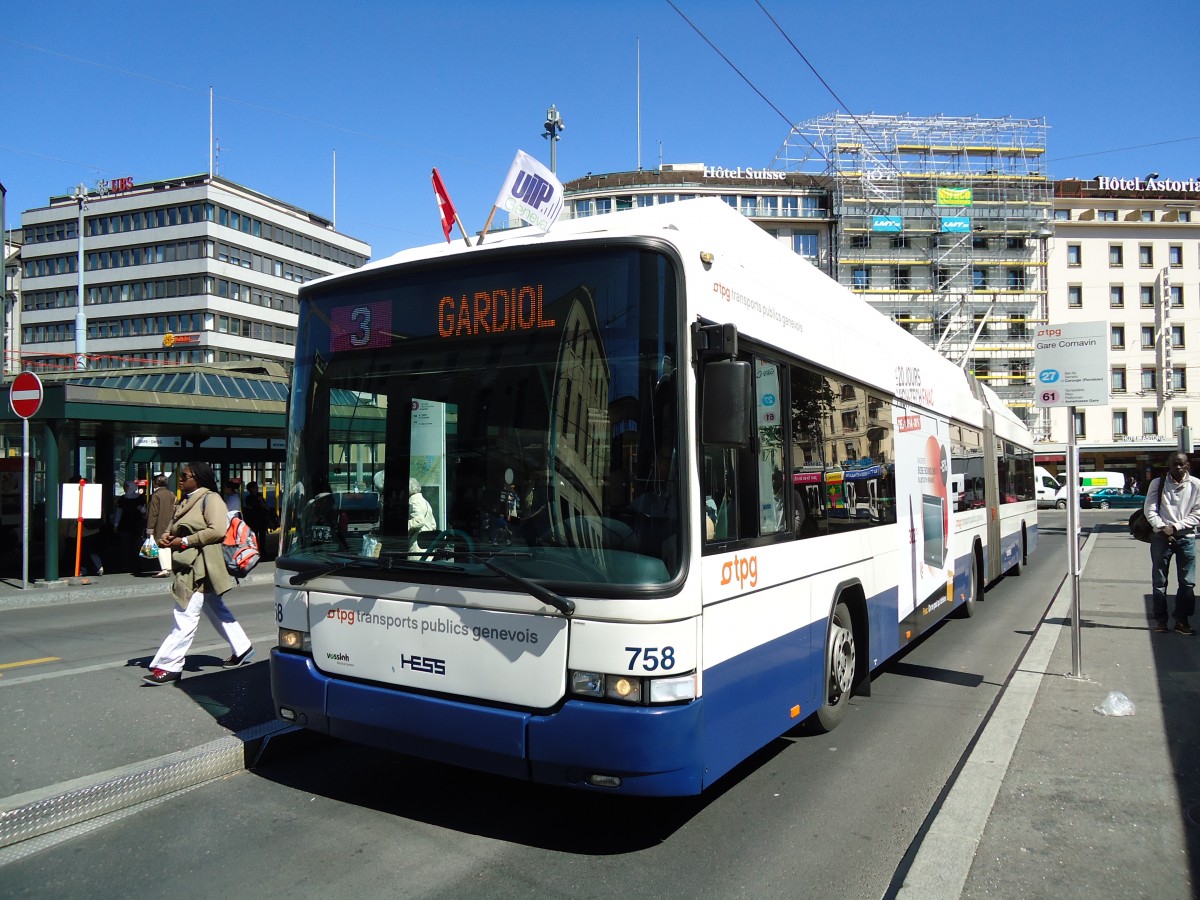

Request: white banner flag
left=493, top=150, right=565, bottom=232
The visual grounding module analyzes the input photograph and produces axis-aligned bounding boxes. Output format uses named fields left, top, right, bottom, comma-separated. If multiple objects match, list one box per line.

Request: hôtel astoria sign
left=1096, top=175, right=1200, bottom=193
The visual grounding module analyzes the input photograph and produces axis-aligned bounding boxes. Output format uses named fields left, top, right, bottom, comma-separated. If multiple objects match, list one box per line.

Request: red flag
left=432, top=168, right=457, bottom=242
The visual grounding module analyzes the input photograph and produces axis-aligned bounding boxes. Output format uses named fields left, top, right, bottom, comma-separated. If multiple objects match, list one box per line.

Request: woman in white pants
left=144, top=462, right=254, bottom=685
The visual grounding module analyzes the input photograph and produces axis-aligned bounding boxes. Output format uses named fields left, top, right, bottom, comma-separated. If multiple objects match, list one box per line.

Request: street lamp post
left=72, top=183, right=90, bottom=370
left=542, top=104, right=564, bottom=175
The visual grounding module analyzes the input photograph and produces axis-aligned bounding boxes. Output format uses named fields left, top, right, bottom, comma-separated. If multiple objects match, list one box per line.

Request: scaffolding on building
left=774, top=113, right=1052, bottom=433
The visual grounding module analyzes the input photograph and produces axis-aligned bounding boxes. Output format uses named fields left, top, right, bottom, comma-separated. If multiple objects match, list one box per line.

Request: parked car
left=1086, top=488, right=1146, bottom=510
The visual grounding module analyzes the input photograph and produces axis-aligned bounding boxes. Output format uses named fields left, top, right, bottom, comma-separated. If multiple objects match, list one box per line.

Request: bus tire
left=815, top=601, right=856, bottom=732
left=955, top=550, right=980, bottom=618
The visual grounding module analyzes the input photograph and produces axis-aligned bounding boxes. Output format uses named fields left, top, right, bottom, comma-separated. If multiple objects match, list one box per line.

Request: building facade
left=16, top=174, right=369, bottom=374
left=1042, top=176, right=1200, bottom=480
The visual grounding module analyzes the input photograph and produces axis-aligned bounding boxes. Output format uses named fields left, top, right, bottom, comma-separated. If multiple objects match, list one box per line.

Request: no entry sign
left=9, top=372, right=44, bottom=419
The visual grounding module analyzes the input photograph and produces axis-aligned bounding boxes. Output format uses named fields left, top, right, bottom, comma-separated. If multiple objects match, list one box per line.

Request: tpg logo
left=511, top=170, right=556, bottom=211
left=327, top=608, right=356, bottom=626
left=720, top=553, right=758, bottom=590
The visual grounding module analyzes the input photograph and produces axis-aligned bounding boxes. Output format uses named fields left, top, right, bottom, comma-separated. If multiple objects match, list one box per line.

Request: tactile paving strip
left=0, top=720, right=291, bottom=856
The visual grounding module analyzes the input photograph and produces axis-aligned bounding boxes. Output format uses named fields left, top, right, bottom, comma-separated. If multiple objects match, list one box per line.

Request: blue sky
left=4, top=0, right=1197, bottom=258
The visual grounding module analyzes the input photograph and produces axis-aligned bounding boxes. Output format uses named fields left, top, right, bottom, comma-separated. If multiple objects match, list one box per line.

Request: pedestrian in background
left=143, top=462, right=254, bottom=685
left=114, top=480, right=146, bottom=572
left=1144, top=452, right=1200, bottom=635
left=222, top=478, right=242, bottom=517
left=144, top=473, right=175, bottom=578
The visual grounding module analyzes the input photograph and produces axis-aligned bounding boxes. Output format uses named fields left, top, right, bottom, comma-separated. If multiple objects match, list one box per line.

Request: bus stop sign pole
left=1034, top=321, right=1108, bottom=679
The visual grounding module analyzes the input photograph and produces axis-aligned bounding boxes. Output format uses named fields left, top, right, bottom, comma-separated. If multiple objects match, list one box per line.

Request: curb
left=0, top=569, right=276, bottom=612
left=0, top=719, right=295, bottom=865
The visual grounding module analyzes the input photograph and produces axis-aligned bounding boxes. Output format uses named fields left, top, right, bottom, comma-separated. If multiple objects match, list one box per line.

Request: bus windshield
left=281, top=245, right=682, bottom=589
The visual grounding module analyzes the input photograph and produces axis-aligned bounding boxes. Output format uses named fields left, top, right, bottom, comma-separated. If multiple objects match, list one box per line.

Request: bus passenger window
left=702, top=448, right=737, bottom=542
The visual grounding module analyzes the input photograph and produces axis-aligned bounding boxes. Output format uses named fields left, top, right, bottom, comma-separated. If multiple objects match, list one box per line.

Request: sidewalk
left=899, top=523, right=1200, bottom=898
left=0, top=560, right=290, bottom=865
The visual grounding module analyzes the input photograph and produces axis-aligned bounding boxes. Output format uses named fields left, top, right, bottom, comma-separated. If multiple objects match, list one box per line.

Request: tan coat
left=168, top=487, right=234, bottom=605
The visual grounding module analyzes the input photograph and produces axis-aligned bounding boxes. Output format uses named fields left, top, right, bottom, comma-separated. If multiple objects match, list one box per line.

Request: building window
left=1110, top=285, right=1124, bottom=308
left=972, top=267, right=986, bottom=290
left=1011, top=314, right=1028, bottom=339
left=973, top=313, right=989, bottom=335
left=893, top=311, right=912, bottom=332
left=1172, top=325, right=1185, bottom=348
left=1141, top=211, right=1155, bottom=222
left=1171, top=286, right=1183, bottom=308
left=1067, top=244, right=1082, bottom=266
left=1068, top=285, right=1083, bottom=308
left=1174, top=410, right=1188, bottom=435
left=890, top=234, right=910, bottom=249
left=1144, top=410, right=1158, bottom=435
left=1054, top=209, right=1071, bottom=221
left=1142, top=368, right=1158, bottom=392
left=1010, top=361, right=1028, bottom=385
left=1112, top=367, right=1127, bottom=393
left=1074, top=410, right=1086, bottom=437
left=1113, top=410, right=1127, bottom=436
left=849, top=234, right=869, bottom=249
left=1006, top=236, right=1026, bottom=250
left=1007, top=268, right=1026, bottom=289
left=1142, top=325, right=1155, bottom=349
left=893, top=266, right=911, bottom=289
left=1111, top=325, right=1125, bottom=349
left=1180, top=212, right=1193, bottom=223
left=1174, top=368, right=1187, bottom=392
left=1099, top=210, right=1118, bottom=221
left=792, top=232, right=818, bottom=259
left=1109, top=244, right=1124, bottom=266
left=1140, top=285, right=1155, bottom=308
left=1170, top=244, right=1184, bottom=267
left=1139, top=245, right=1154, bottom=267
left=852, top=267, right=868, bottom=289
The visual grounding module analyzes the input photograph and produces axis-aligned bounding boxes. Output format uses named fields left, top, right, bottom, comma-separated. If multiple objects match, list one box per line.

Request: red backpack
left=223, top=512, right=261, bottom=578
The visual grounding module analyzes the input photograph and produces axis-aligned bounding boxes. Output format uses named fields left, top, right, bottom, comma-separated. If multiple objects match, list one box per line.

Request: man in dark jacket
left=144, top=474, right=176, bottom=578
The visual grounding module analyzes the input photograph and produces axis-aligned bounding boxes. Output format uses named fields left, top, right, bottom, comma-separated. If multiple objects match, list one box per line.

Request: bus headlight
left=649, top=673, right=697, bottom=703
left=569, top=670, right=695, bottom=705
left=278, top=628, right=311, bottom=652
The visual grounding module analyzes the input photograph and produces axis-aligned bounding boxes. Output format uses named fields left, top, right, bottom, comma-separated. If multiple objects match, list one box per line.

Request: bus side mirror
left=702, top=359, right=752, bottom=448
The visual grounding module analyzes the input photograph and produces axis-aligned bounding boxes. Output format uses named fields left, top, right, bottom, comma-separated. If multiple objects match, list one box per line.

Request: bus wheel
left=955, top=552, right=979, bottom=618
left=815, top=601, right=856, bottom=732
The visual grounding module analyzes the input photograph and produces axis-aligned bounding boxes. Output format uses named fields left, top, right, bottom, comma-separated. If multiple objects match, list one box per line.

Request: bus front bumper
left=270, top=649, right=704, bottom=796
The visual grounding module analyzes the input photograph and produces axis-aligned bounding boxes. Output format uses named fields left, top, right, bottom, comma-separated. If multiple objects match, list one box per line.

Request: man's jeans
left=1151, top=532, right=1197, bottom=623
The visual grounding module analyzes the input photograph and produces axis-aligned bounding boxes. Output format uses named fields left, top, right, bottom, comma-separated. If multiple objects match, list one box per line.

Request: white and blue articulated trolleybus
left=271, top=198, right=1037, bottom=797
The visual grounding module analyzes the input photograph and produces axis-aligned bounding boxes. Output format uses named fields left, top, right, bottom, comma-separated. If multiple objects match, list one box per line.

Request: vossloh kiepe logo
left=495, top=149, right=564, bottom=232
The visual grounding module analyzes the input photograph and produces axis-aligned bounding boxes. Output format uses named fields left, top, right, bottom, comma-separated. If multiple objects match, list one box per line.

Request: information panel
left=1034, top=322, right=1110, bottom=407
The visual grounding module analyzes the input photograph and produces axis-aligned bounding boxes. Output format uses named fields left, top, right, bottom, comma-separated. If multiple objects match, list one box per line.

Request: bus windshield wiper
left=289, top=552, right=462, bottom=586
left=289, top=553, right=370, bottom=586
left=483, top=558, right=575, bottom=617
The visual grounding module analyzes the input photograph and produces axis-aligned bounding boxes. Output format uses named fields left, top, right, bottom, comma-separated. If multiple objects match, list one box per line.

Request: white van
left=1035, top=465, right=1066, bottom=509
left=1078, top=471, right=1126, bottom=494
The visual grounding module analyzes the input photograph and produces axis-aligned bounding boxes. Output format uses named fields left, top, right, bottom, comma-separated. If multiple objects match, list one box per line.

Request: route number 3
left=626, top=646, right=676, bottom=671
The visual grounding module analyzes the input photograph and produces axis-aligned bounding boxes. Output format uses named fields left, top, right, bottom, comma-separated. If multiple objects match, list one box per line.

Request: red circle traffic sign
left=10, top=372, right=44, bottom=419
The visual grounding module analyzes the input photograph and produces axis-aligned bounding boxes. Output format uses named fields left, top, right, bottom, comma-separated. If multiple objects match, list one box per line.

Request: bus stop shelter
left=0, top=363, right=288, bottom=582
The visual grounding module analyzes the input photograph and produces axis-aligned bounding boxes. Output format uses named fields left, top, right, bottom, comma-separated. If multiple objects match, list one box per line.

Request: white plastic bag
left=1093, top=690, right=1136, bottom=717
left=139, top=537, right=159, bottom=559
left=361, top=534, right=381, bottom=558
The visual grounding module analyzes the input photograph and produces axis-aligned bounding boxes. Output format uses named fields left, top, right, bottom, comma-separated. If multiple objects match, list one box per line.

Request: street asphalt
left=1, top=523, right=1197, bottom=897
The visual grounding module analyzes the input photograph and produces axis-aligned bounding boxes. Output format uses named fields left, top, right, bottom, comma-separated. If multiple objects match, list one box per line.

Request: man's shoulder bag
left=1129, top=476, right=1161, bottom=543
left=1129, top=508, right=1153, bottom=543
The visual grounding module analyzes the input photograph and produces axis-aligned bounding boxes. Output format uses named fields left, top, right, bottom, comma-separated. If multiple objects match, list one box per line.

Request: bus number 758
left=626, top=646, right=676, bottom=671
